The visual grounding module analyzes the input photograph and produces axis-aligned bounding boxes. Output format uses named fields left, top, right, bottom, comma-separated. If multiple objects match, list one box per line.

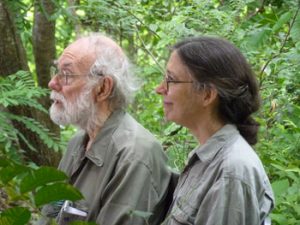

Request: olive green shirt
left=57, top=110, right=172, bottom=225
left=162, top=124, right=274, bottom=225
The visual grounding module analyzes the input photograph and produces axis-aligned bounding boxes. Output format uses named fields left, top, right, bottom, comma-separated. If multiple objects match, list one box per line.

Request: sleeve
left=194, top=177, right=260, bottom=225
left=96, top=158, right=170, bottom=225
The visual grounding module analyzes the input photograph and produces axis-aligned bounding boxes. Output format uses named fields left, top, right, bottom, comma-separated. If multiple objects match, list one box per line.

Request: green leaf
left=0, top=157, right=10, bottom=167
left=0, top=164, right=29, bottom=184
left=34, top=183, right=83, bottom=207
left=20, top=167, right=68, bottom=193
left=271, top=179, right=289, bottom=197
left=291, top=13, right=300, bottom=42
left=270, top=213, right=288, bottom=224
left=0, top=207, right=31, bottom=225
left=149, top=24, right=158, bottom=32
left=272, top=11, right=293, bottom=33
left=245, top=28, right=271, bottom=49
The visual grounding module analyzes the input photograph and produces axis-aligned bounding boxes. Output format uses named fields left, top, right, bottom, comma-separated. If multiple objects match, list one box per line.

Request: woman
left=156, top=36, right=274, bottom=225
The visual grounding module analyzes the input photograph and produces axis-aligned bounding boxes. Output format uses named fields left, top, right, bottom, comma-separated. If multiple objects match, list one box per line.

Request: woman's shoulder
left=221, top=135, right=269, bottom=188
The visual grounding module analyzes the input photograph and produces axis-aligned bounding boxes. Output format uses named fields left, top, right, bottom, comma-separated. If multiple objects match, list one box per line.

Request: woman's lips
left=163, top=101, right=172, bottom=107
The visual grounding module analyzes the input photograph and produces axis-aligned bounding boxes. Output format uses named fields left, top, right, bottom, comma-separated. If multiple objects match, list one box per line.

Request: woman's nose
left=155, top=81, right=167, bottom=95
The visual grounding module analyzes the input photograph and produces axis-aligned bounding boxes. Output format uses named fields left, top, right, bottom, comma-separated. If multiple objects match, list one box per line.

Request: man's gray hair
left=85, top=33, right=139, bottom=110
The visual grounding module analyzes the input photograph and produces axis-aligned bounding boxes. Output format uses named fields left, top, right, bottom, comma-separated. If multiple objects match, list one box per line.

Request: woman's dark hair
left=172, top=36, right=260, bottom=145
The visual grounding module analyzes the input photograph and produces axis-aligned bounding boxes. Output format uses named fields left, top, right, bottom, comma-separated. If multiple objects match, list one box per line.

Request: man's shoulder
left=116, top=113, right=160, bottom=143
left=111, top=113, right=165, bottom=159
left=67, top=130, right=86, bottom=148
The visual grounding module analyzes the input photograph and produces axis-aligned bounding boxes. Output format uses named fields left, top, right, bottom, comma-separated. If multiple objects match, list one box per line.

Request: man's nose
left=48, top=75, right=62, bottom=92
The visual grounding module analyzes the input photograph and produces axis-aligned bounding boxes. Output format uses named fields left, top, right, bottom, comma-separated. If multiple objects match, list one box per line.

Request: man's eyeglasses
left=163, top=75, right=193, bottom=92
left=50, top=66, right=82, bottom=86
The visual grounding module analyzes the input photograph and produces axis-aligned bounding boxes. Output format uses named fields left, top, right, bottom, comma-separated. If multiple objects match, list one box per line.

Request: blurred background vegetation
left=0, top=0, right=299, bottom=224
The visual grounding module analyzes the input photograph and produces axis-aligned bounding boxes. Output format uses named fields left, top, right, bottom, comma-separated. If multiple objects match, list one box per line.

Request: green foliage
left=0, top=207, right=31, bottom=225
left=66, top=1, right=300, bottom=222
left=19, top=167, right=68, bottom=193
left=35, top=183, right=83, bottom=207
left=2, top=0, right=300, bottom=224
left=0, top=156, right=84, bottom=225
left=270, top=165, right=300, bottom=224
left=0, top=71, right=64, bottom=158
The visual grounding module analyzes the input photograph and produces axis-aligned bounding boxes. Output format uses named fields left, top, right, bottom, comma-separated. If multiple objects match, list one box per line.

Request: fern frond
left=0, top=71, right=48, bottom=113
left=3, top=112, right=63, bottom=152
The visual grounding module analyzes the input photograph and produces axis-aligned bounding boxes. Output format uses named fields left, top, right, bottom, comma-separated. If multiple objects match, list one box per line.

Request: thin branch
left=246, top=0, right=266, bottom=20
left=111, top=1, right=160, bottom=39
left=135, top=27, right=164, bottom=74
left=259, top=5, right=300, bottom=87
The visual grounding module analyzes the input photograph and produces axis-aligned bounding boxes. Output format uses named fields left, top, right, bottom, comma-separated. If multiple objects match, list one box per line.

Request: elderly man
left=43, top=34, right=173, bottom=225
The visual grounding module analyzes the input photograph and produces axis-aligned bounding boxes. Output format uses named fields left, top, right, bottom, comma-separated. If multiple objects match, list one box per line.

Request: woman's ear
left=202, top=85, right=218, bottom=107
left=95, top=76, right=114, bottom=102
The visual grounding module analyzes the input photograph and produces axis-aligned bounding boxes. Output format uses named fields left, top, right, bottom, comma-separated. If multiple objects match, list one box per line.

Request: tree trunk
left=0, top=0, right=29, bottom=74
left=32, top=0, right=61, bottom=133
left=0, top=0, right=61, bottom=166
left=33, top=0, right=56, bottom=88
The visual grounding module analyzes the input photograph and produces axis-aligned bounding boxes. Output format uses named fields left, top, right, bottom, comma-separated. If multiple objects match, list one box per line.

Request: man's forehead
left=55, top=35, right=124, bottom=69
left=57, top=47, right=96, bottom=69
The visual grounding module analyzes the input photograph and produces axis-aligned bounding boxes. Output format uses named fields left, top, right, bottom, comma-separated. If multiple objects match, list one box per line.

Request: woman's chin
left=164, top=113, right=175, bottom=123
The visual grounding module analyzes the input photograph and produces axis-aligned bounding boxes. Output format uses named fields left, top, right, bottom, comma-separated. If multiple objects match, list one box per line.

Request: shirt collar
left=84, top=109, right=125, bottom=166
left=187, top=124, right=239, bottom=165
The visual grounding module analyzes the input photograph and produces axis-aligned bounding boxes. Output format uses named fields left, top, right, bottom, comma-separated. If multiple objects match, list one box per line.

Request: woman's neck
left=189, top=116, right=225, bottom=145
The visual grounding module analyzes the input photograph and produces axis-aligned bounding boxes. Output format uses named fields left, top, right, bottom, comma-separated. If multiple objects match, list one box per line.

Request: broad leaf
left=0, top=164, right=29, bottom=184
left=34, top=183, right=83, bottom=207
left=20, top=167, right=68, bottom=193
left=0, top=207, right=31, bottom=225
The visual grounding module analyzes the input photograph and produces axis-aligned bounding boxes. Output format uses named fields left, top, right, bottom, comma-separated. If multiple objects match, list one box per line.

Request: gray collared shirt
left=163, top=124, right=274, bottom=225
left=52, top=110, right=172, bottom=225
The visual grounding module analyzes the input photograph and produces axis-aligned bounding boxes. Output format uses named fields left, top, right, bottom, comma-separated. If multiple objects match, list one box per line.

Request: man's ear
left=95, top=76, right=114, bottom=102
left=202, top=85, right=218, bottom=107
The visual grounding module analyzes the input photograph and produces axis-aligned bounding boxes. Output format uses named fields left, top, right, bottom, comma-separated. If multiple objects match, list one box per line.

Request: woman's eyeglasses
left=163, top=75, right=193, bottom=92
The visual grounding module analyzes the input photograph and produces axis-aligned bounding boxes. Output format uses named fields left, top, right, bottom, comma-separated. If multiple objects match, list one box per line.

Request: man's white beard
left=49, top=88, right=95, bottom=130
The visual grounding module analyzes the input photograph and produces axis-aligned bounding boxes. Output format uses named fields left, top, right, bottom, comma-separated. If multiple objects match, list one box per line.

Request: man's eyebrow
left=52, top=60, right=73, bottom=69
left=61, top=62, right=72, bottom=68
